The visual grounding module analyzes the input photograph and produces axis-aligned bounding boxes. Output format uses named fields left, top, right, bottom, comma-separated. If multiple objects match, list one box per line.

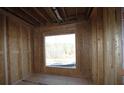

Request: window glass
left=45, top=34, right=76, bottom=69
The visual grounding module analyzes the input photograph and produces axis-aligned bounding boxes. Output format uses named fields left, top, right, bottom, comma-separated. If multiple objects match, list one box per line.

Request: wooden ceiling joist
left=87, top=8, right=93, bottom=18
left=52, top=7, right=63, bottom=23
left=3, top=8, right=39, bottom=25
left=19, top=8, right=41, bottom=24
left=62, top=7, right=67, bottom=19
left=1, top=7, right=90, bottom=25
left=47, top=8, right=59, bottom=23
left=33, top=8, right=50, bottom=24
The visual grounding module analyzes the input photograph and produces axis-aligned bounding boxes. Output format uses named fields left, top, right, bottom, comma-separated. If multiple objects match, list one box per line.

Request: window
left=44, top=34, right=76, bottom=69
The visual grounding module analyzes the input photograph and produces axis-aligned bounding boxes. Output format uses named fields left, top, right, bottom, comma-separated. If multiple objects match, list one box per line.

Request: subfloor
left=16, top=74, right=92, bottom=85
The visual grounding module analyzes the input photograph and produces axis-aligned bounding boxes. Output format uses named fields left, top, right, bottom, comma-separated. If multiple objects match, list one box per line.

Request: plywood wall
left=33, top=21, right=92, bottom=78
left=0, top=10, right=34, bottom=84
left=90, top=8, right=122, bottom=84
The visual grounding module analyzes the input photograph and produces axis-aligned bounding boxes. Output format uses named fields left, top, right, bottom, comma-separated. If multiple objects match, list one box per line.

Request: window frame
left=43, top=30, right=78, bottom=70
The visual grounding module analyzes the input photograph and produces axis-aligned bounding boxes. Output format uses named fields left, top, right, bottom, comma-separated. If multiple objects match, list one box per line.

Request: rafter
left=19, top=8, right=41, bottom=24
left=52, top=7, right=63, bottom=23
left=62, top=7, right=67, bottom=19
left=87, top=8, right=93, bottom=18
left=3, top=8, right=38, bottom=25
left=2, top=7, right=89, bottom=25
left=33, top=8, right=50, bottom=23
left=46, top=8, right=59, bottom=23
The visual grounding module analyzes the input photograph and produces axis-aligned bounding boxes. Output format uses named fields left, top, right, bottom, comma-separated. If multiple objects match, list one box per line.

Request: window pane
left=45, top=34, right=76, bottom=69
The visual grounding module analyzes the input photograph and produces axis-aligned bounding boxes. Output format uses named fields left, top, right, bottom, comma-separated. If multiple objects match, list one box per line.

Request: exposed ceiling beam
left=33, top=8, right=50, bottom=24
left=62, top=7, right=67, bottom=19
left=3, top=8, right=38, bottom=25
left=43, top=8, right=59, bottom=23
left=87, top=8, right=93, bottom=18
left=2, top=7, right=89, bottom=25
left=55, top=15, right=87, bottom=25
left=52, top=7, right=63, bottom=23
left=19, top=8, right=41, bottom=24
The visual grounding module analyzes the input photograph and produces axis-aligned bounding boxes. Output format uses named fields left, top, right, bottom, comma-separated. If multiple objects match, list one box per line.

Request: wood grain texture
left=7, top=18, right=21, bottom=84
left=33, top=21, right=92, bottom=78
left=90, top=8, right=122, bottom=84
left=90, top=8, right=104, bottom=84
left=7, top=17, right=34, bottom=84
left=103, top=8, right=122, bottom=84
left=33, top=27, right=43, bottom=73
left=0, top=13, right=5, bottom=84
left=0, top=9, right=34, bottom=84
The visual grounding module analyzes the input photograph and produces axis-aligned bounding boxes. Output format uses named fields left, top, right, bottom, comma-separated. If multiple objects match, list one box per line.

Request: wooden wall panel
left=76, top=22, right=91, bottom=78
left=33, top=21, right=92, bottom=78
left=121, top=8, right=124, bottom=84
left=27, top=27, right=34, bottom=74
left=0, top=9, right=34, bottom=84
left=0, top=11, right=34, bottom=84
left=7, top=17, right=34, bottom=84
left=33, top=28, right=43, bottom=73
left=91, top=16, right=97, bottom=84
left=7, top=18, right=21, bottom=83
left=90, top=8, right=122, bottom=84
left=97, top=9, right=104, bottom=84
left=20, top=24, right=32, bottom=79
left=0, top=13, right=5, bottom=84
left=20, top=24, right=34, bottom=75
left=90, top=8, right=104, bottom=84
left=103, top=8, right=122, bottom=84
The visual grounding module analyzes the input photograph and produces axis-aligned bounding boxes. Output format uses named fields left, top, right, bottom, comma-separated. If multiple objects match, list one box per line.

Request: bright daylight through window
left=45, top=34, right=76, bottom=69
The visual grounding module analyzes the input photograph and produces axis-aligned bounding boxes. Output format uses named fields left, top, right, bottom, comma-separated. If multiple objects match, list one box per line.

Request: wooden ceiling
left=1, top=7, right=92, bottom=26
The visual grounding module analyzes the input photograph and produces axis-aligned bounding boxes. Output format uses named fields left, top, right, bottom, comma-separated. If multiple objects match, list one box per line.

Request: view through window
left=45, top=34, right=76, bottom=69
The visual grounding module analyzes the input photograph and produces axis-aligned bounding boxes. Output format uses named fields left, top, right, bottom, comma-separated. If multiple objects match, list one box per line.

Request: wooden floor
left=16, top=74, right=92, bottom=85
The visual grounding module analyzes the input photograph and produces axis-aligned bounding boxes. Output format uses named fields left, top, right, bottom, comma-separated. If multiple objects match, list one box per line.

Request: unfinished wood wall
left=0, top=10, right=34, bottom=84
left=90, top=8, right=122, bottom=84
left=121, top=8, right=124, bottom=84
left=90, top=8, right=104, bottom=84
left=0, top=13, right=5, bottom=84
left=33, top=21, right=92, bottom=78
left=103, top=8, right=122, bottom=84
left=0, top=8, right=122, bottom=85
